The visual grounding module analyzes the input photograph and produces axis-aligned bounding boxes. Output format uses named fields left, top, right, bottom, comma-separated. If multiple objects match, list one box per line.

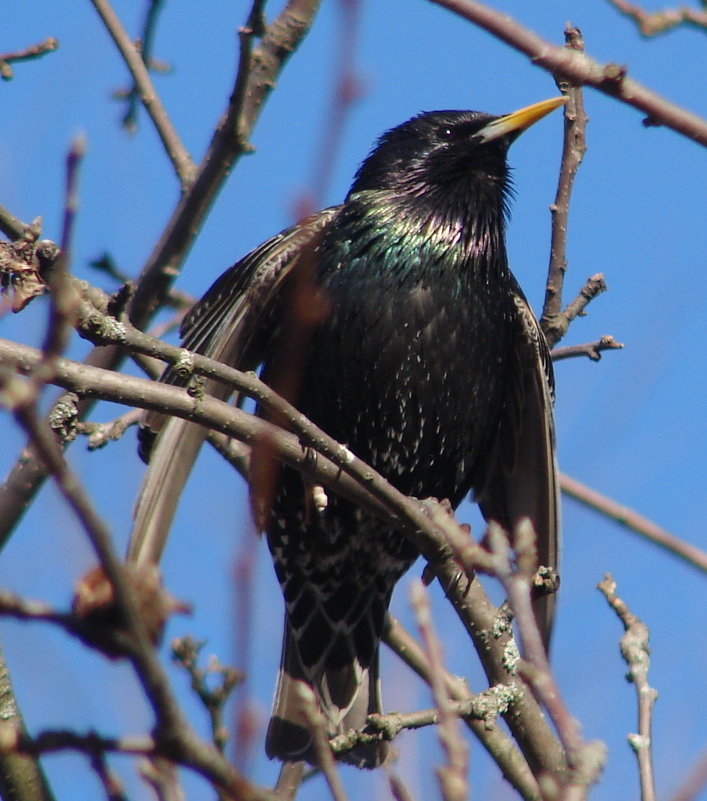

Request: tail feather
left=129, top=418, right=208, bottom=566
left=266, top=622, right=388, bottom=768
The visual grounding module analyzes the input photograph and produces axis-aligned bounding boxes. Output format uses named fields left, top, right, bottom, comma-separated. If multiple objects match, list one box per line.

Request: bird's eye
left=437, top=126, right=453, bottom=139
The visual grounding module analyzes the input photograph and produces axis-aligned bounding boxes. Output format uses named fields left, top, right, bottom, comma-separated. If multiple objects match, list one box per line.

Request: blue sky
left=1, top=1, right=706, bottom=799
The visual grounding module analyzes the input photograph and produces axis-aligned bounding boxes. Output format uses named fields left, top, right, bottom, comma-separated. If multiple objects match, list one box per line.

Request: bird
left=129, top=96, right=563, bottom=769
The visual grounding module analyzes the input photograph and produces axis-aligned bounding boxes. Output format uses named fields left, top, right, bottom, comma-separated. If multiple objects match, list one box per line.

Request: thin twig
left=138, top=758, right=184, bottom=801
left=607, top=0, right=707, bottom=37
left=542, top=26, right=589, bottom=346
left=551, top=335, right=623, bottom=362
left=296, top=684, right=349, bottom=801
left=77, top=408, right=143, bottom=450
left=128, top=0, right=322, bottom=323
left=0, top=38, right=58, bottom=80
left=411, top=580, right=468, bottom=801
left=486, top=521, right=607, bottom=800
left=388, top=773, right=419, bottom=801
left=0, top=203, right=27, bottom=241
left=171, top=637, right=243, bottom=754
left=598, top=574, right=658, bottom=801
left=89, top=752, right=128, bottom=801
left=560, top=273, right=608, bottom=331
left=273, top=762, right=305, bottom=801
left=364, top=687, right=521, bottom=739
left=383, top=615, right=540, bottom=801
left=36, top=136, right=86, bottom=381
left=0, top=728, right=157, bottom=758
left=0, top=336, right=389, bottom=522
left=120, top=0, right=168, bottom=132
left=561, top=472, right=707, bottom=574
left=88, top=0, right=194, bottom=186
left=0, top=588, right=145, bottom=657
left=430, top=0, right=707, bottom=146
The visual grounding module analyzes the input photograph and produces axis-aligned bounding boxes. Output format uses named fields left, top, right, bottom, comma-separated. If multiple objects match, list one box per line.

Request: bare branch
left=383, top=616, right=539, bottom=801
left=88, top=0, right=195, bottom=186
left=0, top=37, right=58, bottom=81
left=77, top=408, right=143, bottom=450
left=295, top=0, right=364, bottom=217
left=0, top=367, right=276, bottom=798
left=430, top=0, right=707, bottom=146
left=0, top=643, right=56, bottom=801
left=551, top=335, right=623, bottom=362
left=118, top=0, right=169, bottom=132
left=36, top=136, right=86, bottom=378
left=0, top=727, right=157, bottom=758
left=138, top=758, right=184, bottom=801
left=542, top=26, right=589, bottom=345
left=127, top=0, right=323, bottom=324
left=411, top=580, right=468, bottom=801
left=561, top=472, right=707, bottom=574
left=0, top=203, right=27, bottom=242
left=296, top=684, right=349, bottom=801
left=427, top=534, right=567, bottom=777
left=0, top=0, right=323, bottom=555
left=273, top=762, right=305, bottom=801
left=0, top=333, right=566, bottom=779
left=90, top=752, right=127, bottom=801
left=0, top=590, right=278, bottom=800
left=598, top=575, right=658, bottom=801
left=171, top=636, right=243, bottom=754
left=485, top=521, right=607, bottom=800
left=607, top=0, right=707, bottom=37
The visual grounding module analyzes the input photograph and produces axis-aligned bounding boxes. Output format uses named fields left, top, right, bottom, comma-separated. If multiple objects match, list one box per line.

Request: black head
left=348, top=97, right=566, bottom=203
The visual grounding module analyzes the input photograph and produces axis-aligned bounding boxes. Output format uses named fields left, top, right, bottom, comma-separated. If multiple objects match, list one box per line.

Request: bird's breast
left=297, top=266, right=517, bottom=505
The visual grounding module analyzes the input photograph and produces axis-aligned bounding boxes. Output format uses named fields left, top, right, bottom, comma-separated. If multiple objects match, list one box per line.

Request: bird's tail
left=266, top=621, right=388, bottom=769
left=129, top=416, right=208, bottom=566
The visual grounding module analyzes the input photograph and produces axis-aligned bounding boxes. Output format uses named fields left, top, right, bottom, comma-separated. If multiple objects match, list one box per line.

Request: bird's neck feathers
left=345, top=176, right=512, bottom=285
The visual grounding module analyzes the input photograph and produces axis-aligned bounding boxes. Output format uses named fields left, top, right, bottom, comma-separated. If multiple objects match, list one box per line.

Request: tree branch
left=0, top=0, right=322, bottom=555
left=0, top=642, right=56, bottom=801
left=542, top=32, right=589, bottom=346
left=598, top=575, right=657, bottom=801
left=88, top=0, right=195, bottom=186
left=0, top=38, right=58, bottom=81
left=383, top=616, right=540, bottom=801
left=411, top=580, right=468, bottom=801
left=607, top=0, right=707, bottom=37
left=118, top=0, right=169, bottom=132
left=551, top=334, right=623, bottom=362
left=430, top=0, right=707, bottom=146
left=561, top=472, right=707, bottom=574
left=0, top=333, right=566, bottom=779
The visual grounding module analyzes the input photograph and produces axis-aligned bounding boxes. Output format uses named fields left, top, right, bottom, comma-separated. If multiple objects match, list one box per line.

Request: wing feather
left=128, top=207, right=340, bottom=565
left=478, top=291, right=560, bottom=646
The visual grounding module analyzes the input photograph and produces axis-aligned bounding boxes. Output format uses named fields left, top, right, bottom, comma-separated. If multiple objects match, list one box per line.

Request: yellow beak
left=478, top=96, right=567, bottom=143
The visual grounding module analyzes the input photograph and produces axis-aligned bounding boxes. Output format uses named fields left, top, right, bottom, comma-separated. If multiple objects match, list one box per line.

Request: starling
left=130, top=96, right=563, bottom=769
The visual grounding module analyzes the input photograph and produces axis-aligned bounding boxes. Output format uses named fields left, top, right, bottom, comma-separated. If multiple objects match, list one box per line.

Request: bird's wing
left=128, top=207, right=340, bottom=566
left=478, top=289, right=560, bottom=646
